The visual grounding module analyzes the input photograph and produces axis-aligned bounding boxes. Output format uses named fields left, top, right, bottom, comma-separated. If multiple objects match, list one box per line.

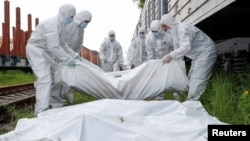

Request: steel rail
left=0, top=83, right=35, bottom=107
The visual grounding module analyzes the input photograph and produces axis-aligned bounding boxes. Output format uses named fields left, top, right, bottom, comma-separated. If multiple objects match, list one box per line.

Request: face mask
left=65, top=17, right=74, bottom=25
left=139, top=33, right=145, bottom=39
left=79, top=21, right=88, bottom=29
left=109, top=36, right=115, bottom=42
left=153, top=32, right=161, bottom=39
left=165, top=29, right=171, bottom=34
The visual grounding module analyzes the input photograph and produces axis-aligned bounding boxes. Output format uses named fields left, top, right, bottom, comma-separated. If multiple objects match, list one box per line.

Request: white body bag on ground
left=0, top=59, right=227, bottom=140
left=0, top=99, right=227, bottom=141
left=55, top=59, right=189, bottom=99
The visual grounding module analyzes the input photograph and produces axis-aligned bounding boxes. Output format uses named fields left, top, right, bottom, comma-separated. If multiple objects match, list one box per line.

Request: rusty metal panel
left=19, top=30, right=27, bottom=58
left=0, top=23, right=5, bottom=55
left=81, top=46, right=87, bottom=58
left=11, top=27, right=16, bottom=56
left=4, top=0, right=10, bottom=57
left=86, top=49, right=90, bottom=61
left=81, top=46, right=100, bottom=65
left=168, top=0, right=236, bottom=25
left=90, top=52, right=98, bottom=65
left=35, top=18, right=39, bottom=27
left=16, top=7, right=21, bottom=57
left=27, top=14, right=32, bottom=40
left=81, top=46, right=90, bottom=61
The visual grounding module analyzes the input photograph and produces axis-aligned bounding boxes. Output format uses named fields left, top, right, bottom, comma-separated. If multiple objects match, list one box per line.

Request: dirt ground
left=0, top=108, right=15, bottom=135
left=0, top=122, right=16, bottom=135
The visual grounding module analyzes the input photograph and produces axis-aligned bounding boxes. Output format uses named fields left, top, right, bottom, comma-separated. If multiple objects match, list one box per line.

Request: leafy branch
left=133, top=0, right=145, bottom=9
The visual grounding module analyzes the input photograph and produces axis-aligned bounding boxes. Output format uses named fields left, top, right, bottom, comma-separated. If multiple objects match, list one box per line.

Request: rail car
left=0, top=0, right=100, bottom=72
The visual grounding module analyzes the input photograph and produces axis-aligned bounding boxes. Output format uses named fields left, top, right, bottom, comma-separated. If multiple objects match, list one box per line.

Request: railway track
left=0, top=83, right=35, bottom=108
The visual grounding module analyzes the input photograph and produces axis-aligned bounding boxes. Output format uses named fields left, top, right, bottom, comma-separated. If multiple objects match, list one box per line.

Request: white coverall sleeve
left=73, top=30, right=84, bottom=54
left=65, top=24, right=84, bottom=54
left=130, top=41, right=136, bottom=65
left=64, top=43, right=79, bottom=57
left=77, top=35, right=84, bottom=53
left=146, top=34, right=156, bottom=60
left=169, top=25, right=192, bottom=59
left=99, top=41, right=107, bottom=61
left=117, top=42, right=124, bottom=65
left=44, top=23, right=72, bottom=63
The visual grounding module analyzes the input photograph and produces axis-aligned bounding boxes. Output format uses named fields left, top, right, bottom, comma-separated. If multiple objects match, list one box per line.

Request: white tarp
left=0, top=59, right=226, bottom=140
left=0, top=99, right=227, bottom=141
left=55, top=59, right=189, bottom=99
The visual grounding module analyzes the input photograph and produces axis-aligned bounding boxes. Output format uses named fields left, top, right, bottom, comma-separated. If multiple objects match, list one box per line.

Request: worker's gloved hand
left=67, top=59, right=76, bottom=67
left=67, top=56, right=82, bottom=67
left=131, top=64, right=135, bottom=69
left=162, top=54, right=172, bottom=64
left=119, top=64, right=123, bottom=71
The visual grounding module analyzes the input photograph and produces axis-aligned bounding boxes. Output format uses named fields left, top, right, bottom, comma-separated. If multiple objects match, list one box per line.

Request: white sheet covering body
left=55, top=59, right=189, bottom=99
left=0, top=99, right=227, bottom=141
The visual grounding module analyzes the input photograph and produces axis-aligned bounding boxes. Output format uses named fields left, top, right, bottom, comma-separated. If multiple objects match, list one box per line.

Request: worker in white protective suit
left=60, top=10, right=92, bottom=104
left=126, top=35, right=136, bottom=69
left=160, top=14, right=218, bottom=101
left=26, top=4, right=80, bottom=116
left=66, top=10, right=92, bottom=54
left=146, top=20, right=174, bottom=60
left=146, top=20, right=183, bottom=101
left=129, top=27, right=148, bottom=69
left=99, top=30, right=124, bottom=72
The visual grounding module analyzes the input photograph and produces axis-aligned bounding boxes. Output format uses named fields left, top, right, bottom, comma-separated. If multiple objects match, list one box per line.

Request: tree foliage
left=133, top=0, right=145, bottom=9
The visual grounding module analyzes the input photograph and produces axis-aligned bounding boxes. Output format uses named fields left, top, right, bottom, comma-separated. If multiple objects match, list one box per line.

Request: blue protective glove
left=67, top=55, right=82, bottom=67
left=67, top=59, right=76, bottom=67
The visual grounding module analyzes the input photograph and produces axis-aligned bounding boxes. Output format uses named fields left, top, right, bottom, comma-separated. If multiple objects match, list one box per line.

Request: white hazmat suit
left=26, top=4, right=77, bottom=116
left=66, top=10, right=92, bottom=53
left=160, top=14, right=218, bottom=101
left=129, top=27, right=148, bottom=68
left=60, top=10, right=92, bottom=103
left=146, top=20, right=178, bottom=100
left=146, top=20, right=174, bottom=60
left=99, top=30, right=124, bottom=72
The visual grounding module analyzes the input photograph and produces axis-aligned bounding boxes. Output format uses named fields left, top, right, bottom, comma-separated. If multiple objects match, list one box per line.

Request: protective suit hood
left=74, top=10, right=92, bottom=25
left=108, top=30, right=115, bottom=36
left=150, top=20, right=161, bottom=32
left=58, top=4, right=76, bottom=23
left=160, top=14, right=178, bottom=29
left=150, top=20, right=164, bottom=37
left=138, top=27, right=145, bottom=33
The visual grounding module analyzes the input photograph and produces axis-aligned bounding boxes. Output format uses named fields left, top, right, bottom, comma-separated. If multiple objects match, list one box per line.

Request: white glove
left=162, top=54, right=172, bottom=64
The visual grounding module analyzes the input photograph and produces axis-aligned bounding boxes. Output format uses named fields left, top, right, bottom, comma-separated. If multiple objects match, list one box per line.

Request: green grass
left=201, top=68, right=250, bottom=124
left=0, top=67, right=250, bottom=135
left=0, top=70, right=36, bottom=86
